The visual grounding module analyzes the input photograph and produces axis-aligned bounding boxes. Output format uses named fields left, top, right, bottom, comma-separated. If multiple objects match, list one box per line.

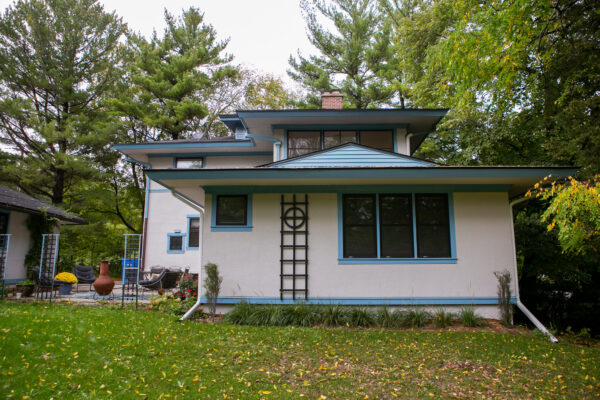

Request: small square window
left=168, top=235, right=184, bottom=253
left=216, top=195, right=248, bottom=226
left=175, top=158, right=204, bottom=169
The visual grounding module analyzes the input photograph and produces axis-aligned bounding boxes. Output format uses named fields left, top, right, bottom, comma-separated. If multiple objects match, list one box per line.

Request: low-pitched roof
left=262, top=143, right=438, bottom=168
left=0, top=185, right=87, bottom=225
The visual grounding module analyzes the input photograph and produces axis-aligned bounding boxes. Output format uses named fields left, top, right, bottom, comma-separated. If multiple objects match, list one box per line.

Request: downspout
left=126, top=157, right=151, bottom=271
left=246, top=134, right=282, bottom=162
left=509, top=197, right=558, bottom=343
left=170, top=190, right=206, bottom=321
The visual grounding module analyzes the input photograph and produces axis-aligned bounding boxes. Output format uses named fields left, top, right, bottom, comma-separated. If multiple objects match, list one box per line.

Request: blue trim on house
left=338, top=258, right=458, bottom=264
left=199, top=296, right=517, bottom=305
left=114, top=141, right=255, bottom=151
left=148, top=151, right=272, bottom=158
left=281, top=126, right=405, bottom=161
left=209, top=193, right=253, bottom=232
left=4, top=278, right=22, bottom=285
left=204, top=184, right=511, bottom=194
left=448, top=193, right=457, bottom=259
left=166, top=233, right=185, bottom=254
left=337, top=192, right=457, bottom=264
left=146, top=167, right=578, bottom=181
left=238, top=109, right=449, bottom=118
left=144, top=178, right=150, bottom=219
left=149, top=189, right=171, bottom=193
left=186, top=214, right=201, bottom=250
left=273, top=123, right=409, bottom=130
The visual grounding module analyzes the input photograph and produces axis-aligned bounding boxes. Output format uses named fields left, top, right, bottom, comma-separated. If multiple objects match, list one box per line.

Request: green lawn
left=0, top=303, right=598, bottom=399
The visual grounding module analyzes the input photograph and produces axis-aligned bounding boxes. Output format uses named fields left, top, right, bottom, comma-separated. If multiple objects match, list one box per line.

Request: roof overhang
left=0, top=203, right=87, bottom=225
left=234, top=109, right=447, bottom=135
left=145, top=166, right=577, bottom=197
left=113, top=139, right=272, bottom=163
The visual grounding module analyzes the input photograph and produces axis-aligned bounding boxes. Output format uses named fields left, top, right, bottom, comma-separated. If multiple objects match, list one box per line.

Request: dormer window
left=287, top=129, right=394, bottom=158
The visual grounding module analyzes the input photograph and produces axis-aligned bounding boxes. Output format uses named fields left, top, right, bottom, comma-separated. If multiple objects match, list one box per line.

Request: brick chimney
left=321, top=89, right=343, bottom=110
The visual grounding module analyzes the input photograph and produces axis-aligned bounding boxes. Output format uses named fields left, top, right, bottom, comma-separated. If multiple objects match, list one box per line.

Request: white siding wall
left=5, top=211, right=31, bottom=280
left=144, top=191, right=203, bottom=272
left=202, top=192, right=516, bottom=318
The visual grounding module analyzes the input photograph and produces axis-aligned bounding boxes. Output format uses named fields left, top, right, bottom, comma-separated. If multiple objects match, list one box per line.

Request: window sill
left=167, top=250, right=185, bottom=254
left=211, top=226, right=253, bottom=232
left=338, top=258, right=457, bottom=265
left=186, top=246, right=199, bottom=251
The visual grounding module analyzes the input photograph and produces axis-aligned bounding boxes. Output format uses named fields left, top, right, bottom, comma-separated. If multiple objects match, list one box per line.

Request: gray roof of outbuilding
left=0, top=185, right=87, bottom=225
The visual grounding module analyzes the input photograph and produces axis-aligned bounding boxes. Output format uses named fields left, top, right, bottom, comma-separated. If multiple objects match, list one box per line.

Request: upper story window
left=287, top=129, right=393, bottom=158
left=175, top=157, right=204, bottom=169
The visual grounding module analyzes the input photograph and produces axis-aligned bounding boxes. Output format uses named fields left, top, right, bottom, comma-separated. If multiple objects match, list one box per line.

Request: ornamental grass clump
left=403, top=308, right=431, bottom=328
left=54, top=272, right=77, bottom=284
left=459, top=306, right=485, bottom=327
left=433, top=308, right=454, bottom=328
left=347, top=307, right=375, bottom=327
left=322, top=304, right=347, bottom=326
left=376, top=307, right=404, bottom=328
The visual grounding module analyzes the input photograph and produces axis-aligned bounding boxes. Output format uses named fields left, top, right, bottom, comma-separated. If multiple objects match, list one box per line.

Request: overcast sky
left=0, top=0, right=317, bottom=81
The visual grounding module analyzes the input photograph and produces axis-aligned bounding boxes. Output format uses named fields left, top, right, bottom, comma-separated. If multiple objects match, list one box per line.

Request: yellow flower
left=54, top=272, right=78, bottom=284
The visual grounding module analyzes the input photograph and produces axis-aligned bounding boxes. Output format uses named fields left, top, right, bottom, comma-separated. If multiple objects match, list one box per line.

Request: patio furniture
left=138, top=268, right=167, bottom=291
left=162, top=268, right=182, bottom=290
left=31, top=267, right=59, bottom=298
left=74, top=265, right=96, bottom=292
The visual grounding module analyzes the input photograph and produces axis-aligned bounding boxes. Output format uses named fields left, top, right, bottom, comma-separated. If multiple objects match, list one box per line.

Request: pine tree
left=0, top=0, right=126, bottom=205
left=113, top=8, right=236, bottom=140
left=288, top=0, right=395, bottom=109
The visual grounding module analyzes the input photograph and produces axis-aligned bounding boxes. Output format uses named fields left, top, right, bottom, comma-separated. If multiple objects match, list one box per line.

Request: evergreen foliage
left=0, top=0, right=126, bottom=205
left=112, top=8, right=236, bottom=141
left=289, top=0, right=395, bottom=108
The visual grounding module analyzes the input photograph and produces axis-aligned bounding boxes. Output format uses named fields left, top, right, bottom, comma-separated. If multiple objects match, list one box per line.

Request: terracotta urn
left=93, top=260, right=115, bottom=296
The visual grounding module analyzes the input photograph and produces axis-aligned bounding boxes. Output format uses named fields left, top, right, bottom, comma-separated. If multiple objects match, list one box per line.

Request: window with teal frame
left=338, top=192, right=456, bottom=264
left=167, top=233, right=185, bottom=254
left=210, top=193, right=253, bottom=232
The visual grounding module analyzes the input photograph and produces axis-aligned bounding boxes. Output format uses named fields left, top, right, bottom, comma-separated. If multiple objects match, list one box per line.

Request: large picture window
left=215, top=195, right=248, bottom=226
left=287, top=129, right=394, bottom=157
left=341, top=193, right=453, bottom=261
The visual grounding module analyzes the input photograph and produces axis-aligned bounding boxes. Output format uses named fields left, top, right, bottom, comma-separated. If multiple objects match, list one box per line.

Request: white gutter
left=246, top=134, right=282, bottom=161
left=169, top=190, right=206, bottom=321
left=509, top=197, right=558, bottom=343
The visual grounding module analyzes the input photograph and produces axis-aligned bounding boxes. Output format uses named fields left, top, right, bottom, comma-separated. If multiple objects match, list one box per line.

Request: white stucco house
left=115, top=91, right=576, bottom=319
left=0, top=185, right=86, bottom=284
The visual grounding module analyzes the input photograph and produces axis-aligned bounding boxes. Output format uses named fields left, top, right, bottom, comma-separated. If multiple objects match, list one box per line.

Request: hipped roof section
left=0, top=185, right=87, bottom=225
left=145, top=165, right=578, bottom=198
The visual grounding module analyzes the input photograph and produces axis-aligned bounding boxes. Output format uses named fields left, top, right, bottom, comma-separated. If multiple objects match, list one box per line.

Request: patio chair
left=162, top=268, right=182, bottom=290
left=31, top=267, right=59, bottom=298
left=138, top=268, right=167, bottom=291
left=74, top=265, right=96, bottom=292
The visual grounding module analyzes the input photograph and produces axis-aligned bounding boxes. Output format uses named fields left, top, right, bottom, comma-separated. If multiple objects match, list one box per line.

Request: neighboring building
left=0, top=185, right=87, bottom=283
left=115, top=91, right=576, bottom=317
